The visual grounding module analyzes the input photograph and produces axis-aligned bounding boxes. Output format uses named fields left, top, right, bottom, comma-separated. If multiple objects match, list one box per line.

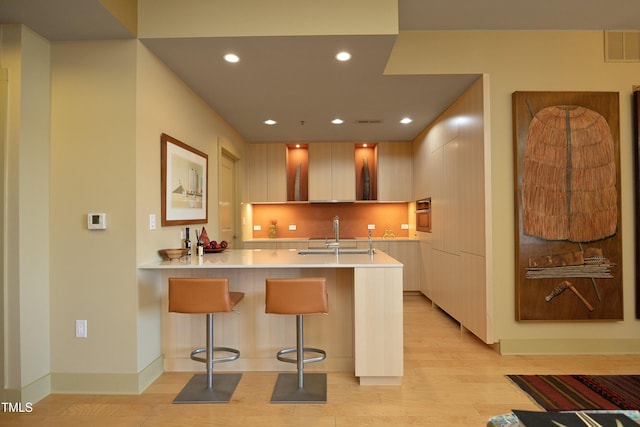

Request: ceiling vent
left=605, top=30, right=640, bottom=62
left=355, top=119, right=383, bottom=124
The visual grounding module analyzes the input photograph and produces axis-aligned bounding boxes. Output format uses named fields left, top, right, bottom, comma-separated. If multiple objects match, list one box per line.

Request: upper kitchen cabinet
left=308, top=143, right=355, bottom=201
left=245, top=143, right=287, bottom=202
left=377, top=142, right=412, bottom=201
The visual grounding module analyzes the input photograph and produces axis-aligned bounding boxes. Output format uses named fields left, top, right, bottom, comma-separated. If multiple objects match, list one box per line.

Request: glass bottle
left=184, top=227, right=191, bottom=255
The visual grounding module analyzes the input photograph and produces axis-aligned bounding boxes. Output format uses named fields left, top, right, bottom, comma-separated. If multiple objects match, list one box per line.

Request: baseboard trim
left=22, top=374, right=51, bottom=404
left=2, top=374, right=51, bottom=405
left=500, top=338, right=640, bottom=355
left=137, top=355, right=165, bottom=393
left=51, top=355, right=164, bottom=395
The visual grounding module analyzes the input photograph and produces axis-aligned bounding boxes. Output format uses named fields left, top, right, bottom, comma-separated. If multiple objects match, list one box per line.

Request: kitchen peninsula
left=139, top=249, right=403, bottom=385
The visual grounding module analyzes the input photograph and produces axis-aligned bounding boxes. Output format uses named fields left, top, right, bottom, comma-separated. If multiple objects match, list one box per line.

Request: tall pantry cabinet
left=413, top=76, right=492, bottom=344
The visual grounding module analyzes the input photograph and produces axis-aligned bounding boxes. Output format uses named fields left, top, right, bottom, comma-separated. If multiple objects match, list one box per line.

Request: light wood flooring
left=4, top=294, right=640, bottom=426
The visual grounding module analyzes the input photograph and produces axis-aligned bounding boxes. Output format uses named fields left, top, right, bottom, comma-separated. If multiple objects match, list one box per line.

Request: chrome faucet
left=326, top=216, right=340, bottom=249
left=368, top=230, right=374, bottom=256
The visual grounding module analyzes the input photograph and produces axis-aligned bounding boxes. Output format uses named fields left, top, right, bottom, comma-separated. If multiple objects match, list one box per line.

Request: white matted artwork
left=161, top=133, right=208, bottom=226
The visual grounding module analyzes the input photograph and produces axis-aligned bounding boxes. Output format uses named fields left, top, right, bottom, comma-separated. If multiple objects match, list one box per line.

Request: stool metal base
left=173, top=373, right=242, bottom=404
left=270, top=373, right=327, bottom=404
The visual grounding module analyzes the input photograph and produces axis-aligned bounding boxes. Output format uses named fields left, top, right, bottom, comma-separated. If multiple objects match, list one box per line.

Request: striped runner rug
left=507, top=375, right=640, bottom=411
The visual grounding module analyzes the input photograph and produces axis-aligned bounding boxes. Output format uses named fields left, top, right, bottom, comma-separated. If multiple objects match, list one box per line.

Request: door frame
left=217, top=138, right=241, bottom=246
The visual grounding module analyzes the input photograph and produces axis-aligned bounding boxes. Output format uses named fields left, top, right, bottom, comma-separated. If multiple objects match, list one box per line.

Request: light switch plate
left=401, top=224, right=409, bottom=230
left=289, top=224, right=297, bottom=231
left=253, top=225, right=262, bottom=231
left=367, top=224, right=375, bottom=230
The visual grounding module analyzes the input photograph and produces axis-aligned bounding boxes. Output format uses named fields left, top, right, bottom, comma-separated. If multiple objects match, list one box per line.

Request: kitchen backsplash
left=250, top=202, right=409, bottom=239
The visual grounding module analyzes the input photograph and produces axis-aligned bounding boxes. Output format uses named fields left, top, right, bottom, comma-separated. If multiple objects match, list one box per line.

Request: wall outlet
left=367, top=224, right=376, bottom=230
left=75, top=320, right=87, bottom=338
left=253, top=225, right=261, bottom=231
left=288, top=224, right=297, bottom=231
left=401, top=224, right=409, bottom=230
left=149, top=214, right=156, bottom=230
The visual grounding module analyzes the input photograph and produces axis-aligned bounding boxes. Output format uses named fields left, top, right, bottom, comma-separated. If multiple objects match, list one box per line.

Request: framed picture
left=512, top=91, right=622, bottom=321
left=161, top=133, right=208, bottom=226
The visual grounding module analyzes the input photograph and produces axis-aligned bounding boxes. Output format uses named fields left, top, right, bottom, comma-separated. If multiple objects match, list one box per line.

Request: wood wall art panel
left=633, top=90, right=640, bottom=319
left=512, top=91, right=622, bottom=321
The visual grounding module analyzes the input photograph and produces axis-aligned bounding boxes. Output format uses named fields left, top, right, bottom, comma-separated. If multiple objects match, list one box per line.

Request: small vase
left=362, top=157, right=370, bottom=200
left=294, top=162, right=301, bottom=201
left=269, top=224, right=276, bottom=238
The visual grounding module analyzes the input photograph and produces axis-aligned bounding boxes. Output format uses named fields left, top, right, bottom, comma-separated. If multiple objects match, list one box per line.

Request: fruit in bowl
left=203, top=240, right=228, bottom=251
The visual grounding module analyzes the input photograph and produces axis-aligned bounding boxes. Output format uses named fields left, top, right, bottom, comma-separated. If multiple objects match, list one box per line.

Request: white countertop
left=139, top=248, right=403, bottom=270
left=243, top=237, right=417, bottom=242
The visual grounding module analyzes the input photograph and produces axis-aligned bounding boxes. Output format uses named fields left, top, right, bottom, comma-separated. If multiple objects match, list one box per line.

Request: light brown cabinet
left=356, top=240, right=418, bottom=291
left=389, top=240, right=419, bottom=291
left=308, top=143, right=355, bottom=201
left=419, top=240, right=431, bottom=296
left=377, top=142, right=412, bottom=201
left=247, top=142, right=412, bottom=203
left=413, top=77, right=491, bottom=344
left=245, top=143, right=286, bottom=202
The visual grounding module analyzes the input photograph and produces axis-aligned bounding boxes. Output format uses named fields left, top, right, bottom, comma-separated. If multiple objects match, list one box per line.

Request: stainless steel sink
left=298, top=248, right=375, bottom=255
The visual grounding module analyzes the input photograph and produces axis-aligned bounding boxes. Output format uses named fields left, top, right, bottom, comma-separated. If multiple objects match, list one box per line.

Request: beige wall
left=50, top=39, right=139, bottom=383
left=135, top=41, right=247, bottom=374
left=45, top=39, right=248, bottom=395
left=0, top=24, right=51, bottom=403
left=388, top=31, right=640, bottom=353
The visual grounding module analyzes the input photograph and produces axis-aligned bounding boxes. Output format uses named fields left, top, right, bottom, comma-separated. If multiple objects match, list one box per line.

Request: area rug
left=507, top=375, right=640, bottom=411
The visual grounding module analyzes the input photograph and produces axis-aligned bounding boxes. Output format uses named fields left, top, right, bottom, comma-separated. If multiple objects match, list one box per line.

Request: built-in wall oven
left=416, top=198, right=431, bottom=232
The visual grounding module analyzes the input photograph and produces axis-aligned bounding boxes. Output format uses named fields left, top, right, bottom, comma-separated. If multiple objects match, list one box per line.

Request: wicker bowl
left=158, top=248, right=188, bottom=260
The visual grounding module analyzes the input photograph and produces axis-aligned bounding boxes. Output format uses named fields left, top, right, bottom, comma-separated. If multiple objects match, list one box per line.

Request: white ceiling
left=1, top=0, right=639, bottom=142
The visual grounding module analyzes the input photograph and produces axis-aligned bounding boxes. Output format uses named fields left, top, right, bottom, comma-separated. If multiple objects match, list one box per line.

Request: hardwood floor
left=4, top=294, right=640, bottom=426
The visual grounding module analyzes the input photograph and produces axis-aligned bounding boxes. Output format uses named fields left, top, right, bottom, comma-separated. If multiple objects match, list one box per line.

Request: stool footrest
left=276, top=347, right=326, bottom=365
left=191, top=347, right=240, bottom=365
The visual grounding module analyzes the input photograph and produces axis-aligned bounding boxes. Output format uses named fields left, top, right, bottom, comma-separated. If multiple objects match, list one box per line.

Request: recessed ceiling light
left=331, top=118, right=344, bottom=124
left=336, top=51, right=351, bottom=61
left=264, top=119, right=277, bottom=125
left=400, top=117, right=413, bottom=124
left=224, top=53, right=240, bottom=63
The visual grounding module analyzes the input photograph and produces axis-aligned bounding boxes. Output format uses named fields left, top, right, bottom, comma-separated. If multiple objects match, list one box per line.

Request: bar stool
left=265, top=277, right=328, bottom=403
left=168, top=277, right=244, bottom=403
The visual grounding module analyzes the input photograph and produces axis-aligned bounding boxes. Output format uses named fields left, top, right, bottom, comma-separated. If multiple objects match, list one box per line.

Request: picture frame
left=161, top=133, right=208, bottom=226
left=512, top=91, right=622, bottom=321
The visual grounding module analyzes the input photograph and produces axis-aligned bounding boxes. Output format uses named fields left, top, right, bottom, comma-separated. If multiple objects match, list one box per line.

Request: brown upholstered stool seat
left=168, top=277, right=244, bottom=403
left=265, top=277, right=328, bottom=403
